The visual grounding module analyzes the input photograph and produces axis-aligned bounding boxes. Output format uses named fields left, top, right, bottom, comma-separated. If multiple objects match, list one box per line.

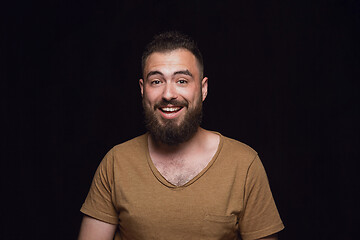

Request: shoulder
left=221, top=134, right=258, bottom=157
left=111, top=133, right=148, bottom=154
left=218, top=133, right=259, bottom=166
left=100, top=133, right=148, bottom=166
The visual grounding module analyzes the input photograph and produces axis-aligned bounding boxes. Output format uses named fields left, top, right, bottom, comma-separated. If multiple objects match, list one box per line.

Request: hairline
left=142, top=48, right=204, bottom=80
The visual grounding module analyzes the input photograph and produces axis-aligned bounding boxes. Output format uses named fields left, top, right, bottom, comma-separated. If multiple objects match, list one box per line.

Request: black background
left=2, top=0, right=359, bottom=239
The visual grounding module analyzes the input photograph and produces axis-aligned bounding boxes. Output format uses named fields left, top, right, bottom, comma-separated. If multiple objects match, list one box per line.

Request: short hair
left=141, top=31, right=204, bottom=79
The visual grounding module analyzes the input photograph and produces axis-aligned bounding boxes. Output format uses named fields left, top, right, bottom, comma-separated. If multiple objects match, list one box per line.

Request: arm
left=258, top=233, right=278, bottom=240
left=78, top=215, right=117, bottom=240
left=239, top=155, right=284, bottom=240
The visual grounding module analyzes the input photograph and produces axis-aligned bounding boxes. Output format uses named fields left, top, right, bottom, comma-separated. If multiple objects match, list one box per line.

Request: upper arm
left=78, top=215, right=117, bottom=240
left=258, top=233, right=278, bottom=240
left=239, top=155, right=284, bottom=239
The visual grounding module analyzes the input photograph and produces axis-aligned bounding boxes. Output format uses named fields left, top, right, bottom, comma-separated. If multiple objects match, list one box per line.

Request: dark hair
left=141, top=31, right=204, bottom=79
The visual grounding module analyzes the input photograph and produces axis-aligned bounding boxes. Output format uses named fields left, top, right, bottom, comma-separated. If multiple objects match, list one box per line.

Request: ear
left=139, top=79, right=144, bottom=97
left=201, top=77, right=208, bottom=101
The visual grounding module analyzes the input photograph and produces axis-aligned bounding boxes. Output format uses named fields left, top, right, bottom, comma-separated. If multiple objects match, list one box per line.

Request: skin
left=78, top=215, right=116, bottom=240
left=139, top=48, right=208, bottom=130
left=78, top=48, right=279, bottom=240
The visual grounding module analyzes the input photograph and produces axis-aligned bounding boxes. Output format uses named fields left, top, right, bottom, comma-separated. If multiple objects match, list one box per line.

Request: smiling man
left=78, top=31, right=284, bottom=240
left=141, top=48, right=206, bottom=147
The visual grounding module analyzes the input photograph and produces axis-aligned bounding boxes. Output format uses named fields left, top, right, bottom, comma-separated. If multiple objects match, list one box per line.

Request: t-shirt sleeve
left=238, top=155, right=284, bottom=240
left=80, top=149, right=119, bottom=225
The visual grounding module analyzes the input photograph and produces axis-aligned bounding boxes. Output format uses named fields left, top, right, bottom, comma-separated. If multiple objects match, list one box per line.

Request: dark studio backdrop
left=2, top=0, right=359, bottom=239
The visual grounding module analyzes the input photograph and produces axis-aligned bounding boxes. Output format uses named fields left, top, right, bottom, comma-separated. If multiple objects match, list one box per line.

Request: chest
left=112, top=146, right=247, bottom=240
left=153, top=155, right=212, bottom=186
left=115, top=176, right=242, bottom=240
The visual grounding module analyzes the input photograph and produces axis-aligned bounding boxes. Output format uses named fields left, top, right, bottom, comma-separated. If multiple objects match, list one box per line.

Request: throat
left=147, top=129, right=221, bottom=186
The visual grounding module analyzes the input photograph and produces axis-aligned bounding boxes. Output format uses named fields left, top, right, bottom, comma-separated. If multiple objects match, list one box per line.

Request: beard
left=143, top=97, right=203, bottom=146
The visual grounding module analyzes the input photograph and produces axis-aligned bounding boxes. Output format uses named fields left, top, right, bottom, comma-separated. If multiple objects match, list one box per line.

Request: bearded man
left=78, top=31, right=284, bottom=240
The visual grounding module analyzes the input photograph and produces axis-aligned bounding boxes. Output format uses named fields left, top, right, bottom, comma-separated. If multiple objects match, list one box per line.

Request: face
left=139, top=49, right=208, bottom=145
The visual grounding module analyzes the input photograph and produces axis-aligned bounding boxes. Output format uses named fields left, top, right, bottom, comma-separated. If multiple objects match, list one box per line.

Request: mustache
left=154, top=99, right=189, bottom=109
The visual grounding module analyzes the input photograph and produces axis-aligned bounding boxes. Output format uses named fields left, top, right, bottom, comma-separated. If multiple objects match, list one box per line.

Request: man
left=78, top=31, right=284, bottom=240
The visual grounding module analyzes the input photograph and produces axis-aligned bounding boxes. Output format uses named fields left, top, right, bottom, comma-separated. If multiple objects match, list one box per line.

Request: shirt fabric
left=80, top=132, right=284, bottom=240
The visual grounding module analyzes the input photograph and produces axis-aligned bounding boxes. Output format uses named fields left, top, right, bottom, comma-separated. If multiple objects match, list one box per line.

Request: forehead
left=144, top=49, right=199, bottom=76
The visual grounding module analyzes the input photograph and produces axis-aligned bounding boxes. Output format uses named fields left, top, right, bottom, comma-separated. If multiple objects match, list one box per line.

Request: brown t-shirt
left=81, top=133, right=284, bottom=240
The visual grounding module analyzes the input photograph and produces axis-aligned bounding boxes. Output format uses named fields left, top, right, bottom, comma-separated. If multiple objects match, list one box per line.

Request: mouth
left=157, top=106, right=184, bottom=119
left=159, top=106, right=183, bottom=113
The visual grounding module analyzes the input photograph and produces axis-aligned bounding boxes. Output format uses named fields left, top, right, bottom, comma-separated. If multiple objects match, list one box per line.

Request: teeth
left=161, top=107, right=180, bottom=112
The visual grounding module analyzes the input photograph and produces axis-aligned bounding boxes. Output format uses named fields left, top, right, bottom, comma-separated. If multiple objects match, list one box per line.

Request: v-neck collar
left=145, top=132, right=224, bottom=189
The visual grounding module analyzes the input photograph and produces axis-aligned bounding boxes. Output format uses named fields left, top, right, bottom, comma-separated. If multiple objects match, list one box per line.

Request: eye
left=177, top=79, right=188, bottom=84
left=151, top=80, right=161, bottom=85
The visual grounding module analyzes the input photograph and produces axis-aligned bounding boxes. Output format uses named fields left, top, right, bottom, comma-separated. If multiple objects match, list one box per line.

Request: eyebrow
left=174, top=70, right=193, bottom=77
left=146, top=71, right=163, bottom=79
left=146, top=69, right=193, bottom=79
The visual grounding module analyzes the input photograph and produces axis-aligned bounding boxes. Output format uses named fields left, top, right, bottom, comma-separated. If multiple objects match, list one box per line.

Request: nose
left=162, top=83, right=178, bottom=101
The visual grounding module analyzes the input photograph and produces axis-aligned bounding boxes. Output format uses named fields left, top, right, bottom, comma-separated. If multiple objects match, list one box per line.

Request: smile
left=160, top=107, right=183, bottom=113
left=158, top=106, right=184, bottom=119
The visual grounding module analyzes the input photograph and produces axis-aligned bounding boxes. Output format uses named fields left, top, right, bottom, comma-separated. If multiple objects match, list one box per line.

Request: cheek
left=184, top=89, right=202, bottom=104
left=143, top=88, right=162, bottom=102
left=143, top=91, right=157, bottom=104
